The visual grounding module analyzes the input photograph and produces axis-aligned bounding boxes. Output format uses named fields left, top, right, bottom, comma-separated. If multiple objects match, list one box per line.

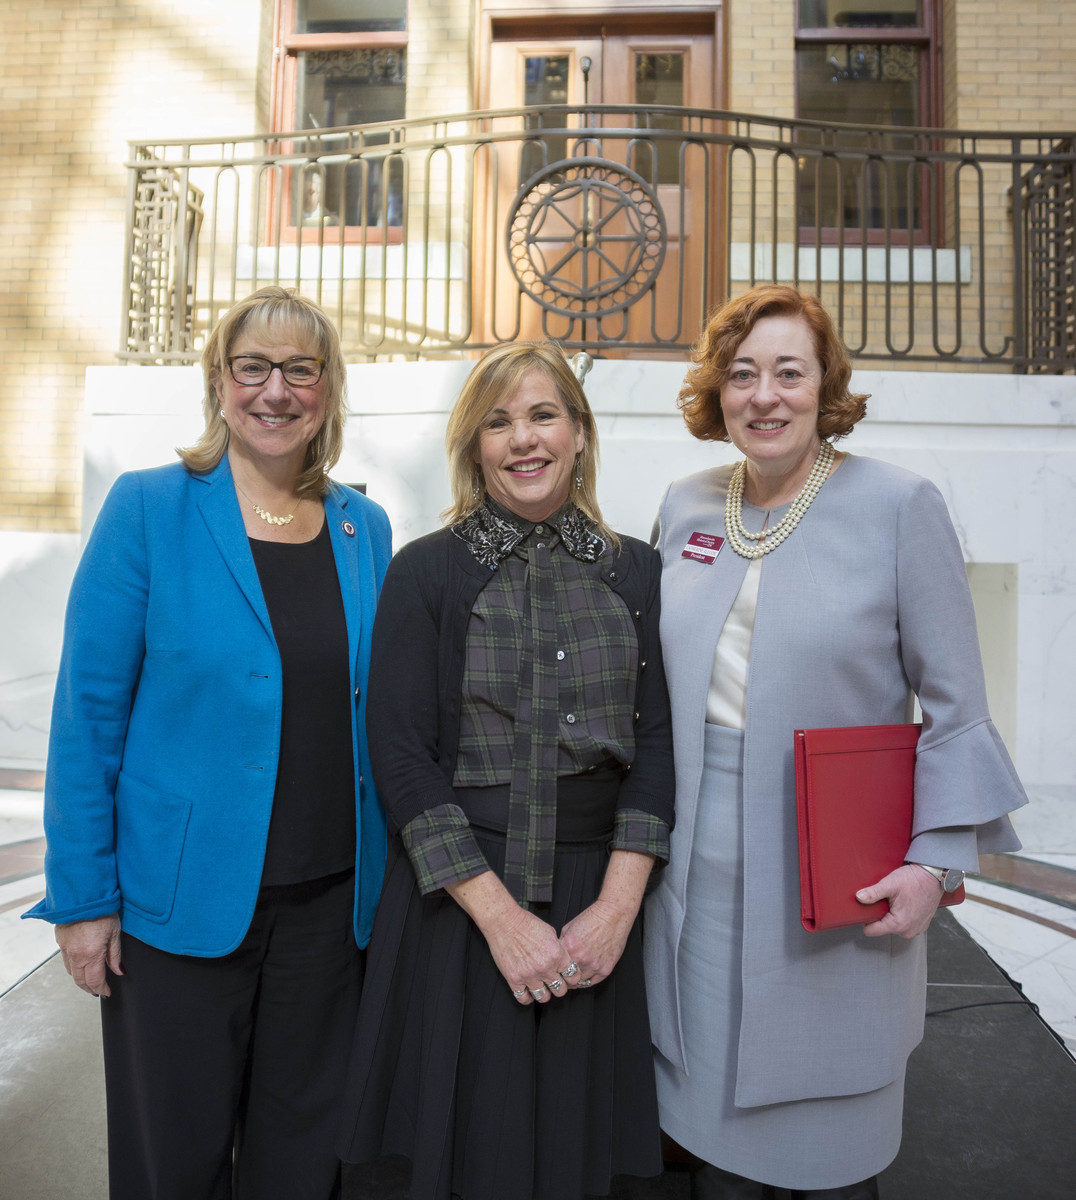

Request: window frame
left=269, top=0, right=409, bottom=245
left=794, top=2, right=942, bottom=247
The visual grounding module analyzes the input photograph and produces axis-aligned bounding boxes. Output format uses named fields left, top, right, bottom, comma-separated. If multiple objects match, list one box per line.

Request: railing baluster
left=118, top=105, right=1075, bottom=370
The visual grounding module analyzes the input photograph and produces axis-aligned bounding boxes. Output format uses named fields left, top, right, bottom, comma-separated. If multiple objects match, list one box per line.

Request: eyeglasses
left=227, top=356, right=325, bottom=387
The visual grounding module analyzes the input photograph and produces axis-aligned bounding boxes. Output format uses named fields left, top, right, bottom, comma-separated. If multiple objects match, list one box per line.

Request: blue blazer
left=26, top=458, right=392, bottom=956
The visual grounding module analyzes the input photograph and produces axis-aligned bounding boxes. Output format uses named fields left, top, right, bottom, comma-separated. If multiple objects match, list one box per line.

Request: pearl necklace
left=724, top=441, right=835, bottom=560
left=235, top=481, right=300, bottom=527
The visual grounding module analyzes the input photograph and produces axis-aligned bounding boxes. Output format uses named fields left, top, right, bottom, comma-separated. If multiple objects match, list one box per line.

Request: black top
left=249, top=519, right=355, bottom=885
left=364, top=523, right=674, bottom=840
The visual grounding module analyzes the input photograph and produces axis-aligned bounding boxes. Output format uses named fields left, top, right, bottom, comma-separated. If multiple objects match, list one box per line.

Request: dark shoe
left=791, top=1176, right=880, bottom=1200
left=690, top=1162, right=777, bottom=1200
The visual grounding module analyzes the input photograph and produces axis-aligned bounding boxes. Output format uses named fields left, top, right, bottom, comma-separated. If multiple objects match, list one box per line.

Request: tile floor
left=2, top=785, right=1075, bottom=1055
left=0, top=790, right=54, bottom=997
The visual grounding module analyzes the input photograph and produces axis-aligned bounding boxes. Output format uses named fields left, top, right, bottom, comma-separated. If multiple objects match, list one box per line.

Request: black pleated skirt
left=338, top=773, right=663, bottom=1200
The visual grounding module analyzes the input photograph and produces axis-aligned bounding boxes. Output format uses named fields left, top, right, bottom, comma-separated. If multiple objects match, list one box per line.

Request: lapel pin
left=342, top=520, right=356, bottom=538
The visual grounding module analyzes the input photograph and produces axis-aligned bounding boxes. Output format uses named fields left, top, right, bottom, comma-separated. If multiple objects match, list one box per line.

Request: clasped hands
left=484, top=896, right=634, bottom=1005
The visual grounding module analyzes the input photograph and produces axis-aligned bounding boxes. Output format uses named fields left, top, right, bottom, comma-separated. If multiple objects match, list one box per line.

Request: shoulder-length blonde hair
left=443, top=342, right=617, bottom=547
left=178, top=286, right=347, bottom=496
left=678, top=284, right=868, bottom=443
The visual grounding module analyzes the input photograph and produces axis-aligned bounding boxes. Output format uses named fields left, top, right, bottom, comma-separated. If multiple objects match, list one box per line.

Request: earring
left=472, top=474, right=482, bottom=502
left=219, top=408, right=226, bottom=419
left=574, top=459, right=583, bottom=489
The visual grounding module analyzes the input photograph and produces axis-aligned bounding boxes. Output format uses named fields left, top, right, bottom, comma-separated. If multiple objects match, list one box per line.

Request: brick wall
left=406, top=0, right=472, bottom=121
left=950, top=0, right=1076, bottom=132
left=2, top=1, right=1073, bottom=530
left=720, top=0, right=1074, bottom=373
left=0, top=0, right=262, bottom=531
left=727, top=0, right=796, bottom=118
left=725, top=0, right=1076, bottom=133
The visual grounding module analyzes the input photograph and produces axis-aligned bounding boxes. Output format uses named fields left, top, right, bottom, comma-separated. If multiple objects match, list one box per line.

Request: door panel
left=485, top=39, right=604, bottom=344
left=482, top=28, right=714, bottom=352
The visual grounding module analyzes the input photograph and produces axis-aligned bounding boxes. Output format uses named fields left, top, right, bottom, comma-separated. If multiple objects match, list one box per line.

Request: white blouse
left=705, top=555, right=762, bottom=729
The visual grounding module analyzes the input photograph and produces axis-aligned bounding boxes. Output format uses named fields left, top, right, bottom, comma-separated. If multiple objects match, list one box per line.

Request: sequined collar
left=453, top=499, right=607, bottom=570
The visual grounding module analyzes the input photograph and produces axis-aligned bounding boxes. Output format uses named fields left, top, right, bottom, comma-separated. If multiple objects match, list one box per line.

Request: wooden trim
left=280, top=32, right=409, bottom=52
left=481, top=5, right=726, bottom=110
left=713, top=1, right=728, bottom=304
left=795, top=0, right=935, bottom=38
left=798, top=226, right=931, bottom=248
left=793, top=1, right=940, bottom=243
left=794, top=28, right=929, bottom=44
left=0, top=768, right=45, bottom=791
left=491, top=11, right=716, bottom=39
left=281, top=225, right=405, bottom=246
left=269, top=0, right=409, bottom=234
left=477, top=3, right=728, bottom=318
left=965, top=893, right=1076, bottom=940
left=269, top=162, right=408, bottom=245
left=272, top=0, right=408, bottom=135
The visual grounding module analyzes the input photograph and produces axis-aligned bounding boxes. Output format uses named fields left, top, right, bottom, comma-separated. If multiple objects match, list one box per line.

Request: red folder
left=795, top=723, right=965, bottom=932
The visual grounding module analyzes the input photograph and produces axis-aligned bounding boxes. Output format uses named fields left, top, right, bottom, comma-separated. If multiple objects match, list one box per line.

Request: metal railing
left=121, top=106, right=1076, bottom=371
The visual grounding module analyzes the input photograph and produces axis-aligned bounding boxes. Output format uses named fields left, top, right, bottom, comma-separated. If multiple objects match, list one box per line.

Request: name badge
left=682, top=531, right=724, bottom=564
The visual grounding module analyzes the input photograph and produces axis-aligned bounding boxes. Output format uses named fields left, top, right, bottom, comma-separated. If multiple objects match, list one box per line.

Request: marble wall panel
left=1, top=363, right=1072, bottom=831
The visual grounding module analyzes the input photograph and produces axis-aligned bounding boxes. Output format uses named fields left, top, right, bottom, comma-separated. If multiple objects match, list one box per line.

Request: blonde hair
left=178, top=286, right=347, bottom=496
left=442, top=342, right=616, bottom=547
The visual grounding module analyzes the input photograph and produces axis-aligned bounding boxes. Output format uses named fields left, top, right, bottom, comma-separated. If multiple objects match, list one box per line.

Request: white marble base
left=954, top=878, right=1076, bottom=1050
left=0, top=878, right=53, bottom=998
left=3, top=783, right=1074, bottom=1050
left=1012, top=787, right=1076, bottom=856
left=0, top=536, right=80, bottom=772
left=1, top=363, right=1074, bottom=844
left=0, top=790, right=50, bottom=998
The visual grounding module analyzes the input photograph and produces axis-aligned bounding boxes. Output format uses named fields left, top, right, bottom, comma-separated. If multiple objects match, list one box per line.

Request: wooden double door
left=482, top=21, right=718, bottom=351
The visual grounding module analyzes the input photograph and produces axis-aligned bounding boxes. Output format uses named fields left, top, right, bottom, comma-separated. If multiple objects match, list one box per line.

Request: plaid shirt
left=401, top=500, right=669, bottom=898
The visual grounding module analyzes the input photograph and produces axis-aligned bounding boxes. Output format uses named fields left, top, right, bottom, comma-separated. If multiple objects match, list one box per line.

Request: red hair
left=678, top=285, right=868, bottom=443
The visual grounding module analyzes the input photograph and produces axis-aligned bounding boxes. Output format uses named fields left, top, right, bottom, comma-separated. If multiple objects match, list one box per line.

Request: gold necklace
left=235, top=480, right=301, bottom=527
left=724, top=441, right=835, bottom=560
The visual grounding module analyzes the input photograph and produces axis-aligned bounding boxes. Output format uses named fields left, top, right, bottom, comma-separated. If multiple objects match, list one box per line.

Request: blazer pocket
left=114, top=771, right=192, bottom=923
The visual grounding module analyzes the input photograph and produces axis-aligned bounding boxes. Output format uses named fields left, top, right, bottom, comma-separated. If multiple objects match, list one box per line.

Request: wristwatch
left=913, top=863, right=965, bottom=893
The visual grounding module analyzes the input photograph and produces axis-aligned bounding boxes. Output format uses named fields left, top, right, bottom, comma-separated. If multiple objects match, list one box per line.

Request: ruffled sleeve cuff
left=913, top=718, right=1026, bottom=857
left=905, top=828, right=980, bottom=874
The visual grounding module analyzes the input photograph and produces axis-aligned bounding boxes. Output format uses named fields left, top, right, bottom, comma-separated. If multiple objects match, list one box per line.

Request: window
left=795, top=2, right=939, bottom=241
left=272, top=0, right=407, bottom=238
left=634, top=53, right=685, bottom=186
left=519, top=55, right=570, bottom=182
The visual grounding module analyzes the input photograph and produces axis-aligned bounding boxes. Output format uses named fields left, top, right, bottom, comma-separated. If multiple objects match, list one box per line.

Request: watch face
left=941, top=868, right=965, bottom=893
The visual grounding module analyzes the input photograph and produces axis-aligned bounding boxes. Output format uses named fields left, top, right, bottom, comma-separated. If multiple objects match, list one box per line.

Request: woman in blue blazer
left=26, top=286, right=392, bottom=1200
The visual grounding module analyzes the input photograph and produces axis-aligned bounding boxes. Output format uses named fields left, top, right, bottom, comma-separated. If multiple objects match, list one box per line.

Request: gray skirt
left=654, top=723, right=904, bottom=1191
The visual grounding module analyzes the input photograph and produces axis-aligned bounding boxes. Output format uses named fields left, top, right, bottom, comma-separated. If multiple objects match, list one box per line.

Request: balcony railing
left=122, top=107, right=1076, bottom=371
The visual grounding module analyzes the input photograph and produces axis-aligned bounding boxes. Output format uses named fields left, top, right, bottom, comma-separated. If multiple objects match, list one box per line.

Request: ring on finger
left=563, top=962, right=579, bottom=978
left=512, top=987, right=528, bottom=999
left=577, top=979, right=594, bottom=988
left=531, top=985, right=547, bottom=998
left=549, top=978, right=564, bottom=991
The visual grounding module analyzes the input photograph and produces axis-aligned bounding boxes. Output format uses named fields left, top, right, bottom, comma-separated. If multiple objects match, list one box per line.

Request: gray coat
left=644, top=454, right=1026, bottom=1108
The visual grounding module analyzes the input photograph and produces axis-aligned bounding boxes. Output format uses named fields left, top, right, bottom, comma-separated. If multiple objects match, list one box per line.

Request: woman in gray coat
left=644, top=285, right=1027, bottom=1199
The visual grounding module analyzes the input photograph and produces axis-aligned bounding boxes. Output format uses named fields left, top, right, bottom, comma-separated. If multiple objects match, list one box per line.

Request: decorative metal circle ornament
left=506, top=157, right=666, bottom=319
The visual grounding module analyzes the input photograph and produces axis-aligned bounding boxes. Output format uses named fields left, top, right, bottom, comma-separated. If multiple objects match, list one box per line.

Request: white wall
left=3, top=363, right=1073, bottom=840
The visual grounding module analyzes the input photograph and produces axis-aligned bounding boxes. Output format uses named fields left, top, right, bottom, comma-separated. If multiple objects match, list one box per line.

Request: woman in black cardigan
left=339, top=342, right=674, bottom=1200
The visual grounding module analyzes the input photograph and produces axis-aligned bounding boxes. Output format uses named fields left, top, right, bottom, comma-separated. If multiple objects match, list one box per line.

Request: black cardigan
left=365, top=525, right=675, bottom=837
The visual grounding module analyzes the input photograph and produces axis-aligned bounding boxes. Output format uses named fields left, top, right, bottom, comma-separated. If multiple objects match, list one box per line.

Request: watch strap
left=912, top=862, right=965, bottom=893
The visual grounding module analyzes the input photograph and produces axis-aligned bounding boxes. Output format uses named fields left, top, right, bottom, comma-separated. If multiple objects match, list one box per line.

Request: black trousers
left=101, top=872, right=361, bottom=1200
